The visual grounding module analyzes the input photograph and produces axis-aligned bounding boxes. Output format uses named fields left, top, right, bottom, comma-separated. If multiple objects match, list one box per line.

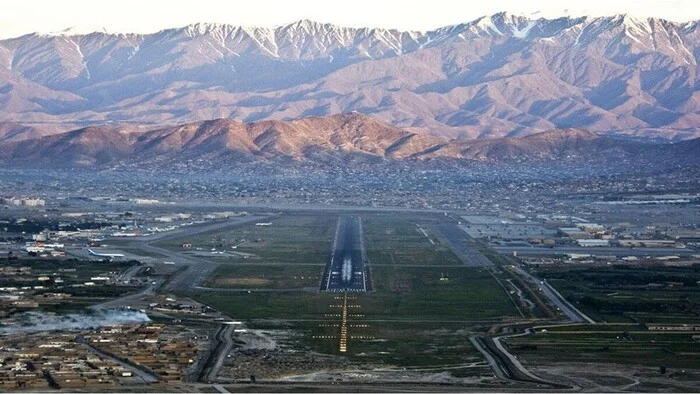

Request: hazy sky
left=0, top=0, right=698, bottom=38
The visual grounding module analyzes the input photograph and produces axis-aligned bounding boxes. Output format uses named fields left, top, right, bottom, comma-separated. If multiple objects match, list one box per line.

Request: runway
left=320, top=216, right=371, bottom=292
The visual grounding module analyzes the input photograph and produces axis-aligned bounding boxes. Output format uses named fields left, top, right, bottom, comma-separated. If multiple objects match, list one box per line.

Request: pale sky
left=0, top=0, right=698, bottom=39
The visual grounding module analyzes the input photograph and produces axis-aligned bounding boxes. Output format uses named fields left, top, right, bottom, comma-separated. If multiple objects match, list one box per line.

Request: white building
left=577, top=239, right=610, bottom=247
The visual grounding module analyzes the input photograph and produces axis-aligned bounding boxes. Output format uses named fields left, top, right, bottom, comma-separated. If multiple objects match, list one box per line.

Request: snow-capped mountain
left=1, top=13, right=699, bottom=140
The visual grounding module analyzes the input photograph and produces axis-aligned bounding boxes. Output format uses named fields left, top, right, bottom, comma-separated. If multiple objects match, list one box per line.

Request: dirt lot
left=212, top=278, right=273, bottom=286
left=531, top=362, right=700, bottom=392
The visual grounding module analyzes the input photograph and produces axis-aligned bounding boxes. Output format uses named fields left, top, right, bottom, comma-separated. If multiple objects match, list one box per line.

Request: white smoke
left=0, top=309, right=150, bottom=334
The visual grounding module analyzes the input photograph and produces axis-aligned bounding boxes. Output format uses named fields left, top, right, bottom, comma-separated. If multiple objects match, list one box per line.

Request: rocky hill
left=1, top=113, right=697, bottom=168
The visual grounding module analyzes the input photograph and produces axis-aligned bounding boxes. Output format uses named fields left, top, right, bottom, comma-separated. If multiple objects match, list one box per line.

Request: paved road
left=320, top=216, right=371, bottom=292
left=77, top=336, right=160, bottom=383
left=119, top=264, right=143, bottom=283
left=433, top=223, right=492, bottom=267
left=468, top=336, right=510, bottom=380
left=213, top=384, right=231, bottom=393
left=470, top=334, right=570, bottom=388
left=511, top=265, right=594, bottom=323
left=201, top=324, right=235, bottom=383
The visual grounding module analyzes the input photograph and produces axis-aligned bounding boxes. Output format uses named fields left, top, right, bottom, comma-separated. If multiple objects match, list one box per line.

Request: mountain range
left=1, top=13, right=699, bottom=142
left=1, top=113, right=697, bottom=168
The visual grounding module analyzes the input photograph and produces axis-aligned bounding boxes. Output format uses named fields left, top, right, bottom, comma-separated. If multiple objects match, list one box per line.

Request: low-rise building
left=577, top=239, right=610, bottom=247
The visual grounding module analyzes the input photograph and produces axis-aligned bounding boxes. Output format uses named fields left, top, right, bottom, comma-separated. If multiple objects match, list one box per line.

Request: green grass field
left=205, top=264, right=324, bottom=289
left=507, top=330, right=700, bottom=369
left=297, top=320, right=490, bottom=372
left=156, top=214, right=336, bottom=266
left=503, top=264, right=700, bottom=373
left=363, top=217, right=463, bottom=266
left=190, top=268, right=514, bottom=370
left=367, top=266, right=519, bottom=319
left=534, top=265, right=700, bottom=324
left=190, top=266, right=518, bottom=321
left=181, top=212, right=521, bottom=375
